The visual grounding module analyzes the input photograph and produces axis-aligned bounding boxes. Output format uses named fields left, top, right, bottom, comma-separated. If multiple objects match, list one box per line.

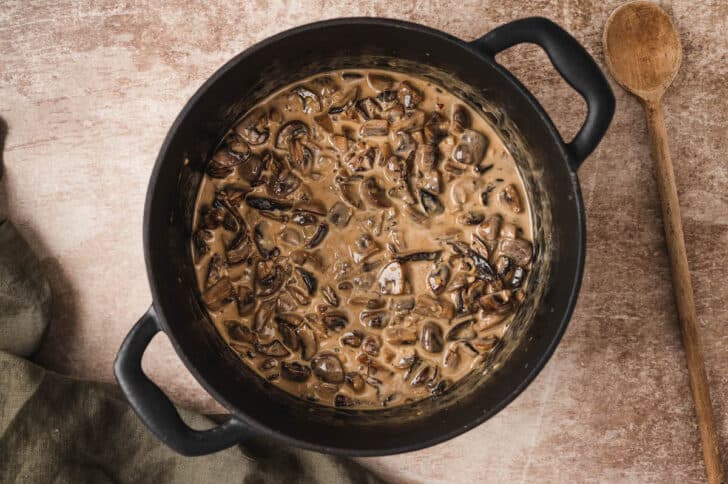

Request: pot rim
left=142, top=17, right=585, bottom=456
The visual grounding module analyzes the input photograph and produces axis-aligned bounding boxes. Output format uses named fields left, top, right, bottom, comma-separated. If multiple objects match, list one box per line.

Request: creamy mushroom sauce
left=191, top=69, right=533, bottom=409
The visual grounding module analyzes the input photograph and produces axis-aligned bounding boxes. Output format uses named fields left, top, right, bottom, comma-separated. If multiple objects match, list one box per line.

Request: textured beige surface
left=1, top=1, right=727, bottom=482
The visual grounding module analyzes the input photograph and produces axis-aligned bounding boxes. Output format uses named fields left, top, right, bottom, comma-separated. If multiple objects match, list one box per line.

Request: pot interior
left=145, top=20, right=582, bottom=454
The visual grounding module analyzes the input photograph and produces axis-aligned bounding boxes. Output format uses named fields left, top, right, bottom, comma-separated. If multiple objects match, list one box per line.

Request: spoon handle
left=644, top=100, right=725, bottom=484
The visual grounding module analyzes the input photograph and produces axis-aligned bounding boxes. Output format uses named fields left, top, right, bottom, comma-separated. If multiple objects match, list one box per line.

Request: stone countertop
left=2, top=1, right=726, bottom=482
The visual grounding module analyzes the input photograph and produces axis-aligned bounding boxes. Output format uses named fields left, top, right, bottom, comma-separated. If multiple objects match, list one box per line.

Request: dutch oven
left=114, top=17, right=614, bottom=456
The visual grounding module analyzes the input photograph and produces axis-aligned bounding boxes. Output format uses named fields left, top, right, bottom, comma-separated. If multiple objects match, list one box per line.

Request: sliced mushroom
left=396, top=81, right=423, bottom=108
left=246, top=196, right=293, bottom=212
left=235, top=108, right=269, bottom=146
left=281, top=361, right=311, bottom=381
left=420, top=321, right=444, bottom=353
left=334, top=175, right=363, bottom=209
left=456, top=211, right=485, bottom=225
left=355, top=97, right=382, bottom=120
left=392, top=131, right=416, bottom=154
left=207, top=150, right=246, bottom=179
left=362, top=335, right=381, bottom=356
left=392, top=348, right=417, bottom=369
left=414, top=294, right=455, bottom=319
left=341, top=330, right=364, bottom=348
left=322, top=311, right=349, bottom=332
left=383, top=327, right=417, bottom=345
left=238, top=154, right=264, bottom=185
left=275, top=317, right=300, bottom=351
left=192, top=229, right=213, bottom=258
left=478, top=290, right=513, bottom=314
left=443, top=343, right=460, bottom=370
left=393, top=250, right=442, bottom=263
left=497, top=238, right=533, bottom=266
left=420, top=189, right=444, bottom=215
left=255, top=260, right=286, bottom=297
left=255, top=340, right=290, bottom=358
left=498, top=184, right=523, bottom=213
left=252, top=304, right=273, bottom=334
left=311, top=353, right=345, bottom=384
left=477, top=214, right=502, bottom=241
left=275, top=120, right=309, bottom=149
left=291, top=210, right=317, bottom=226
left=288, top=140, right=313, bottom=171
left=321, top=285, right=340, bottom=307
left=451, top=104, right=470, bottom=133
left=345, top=372, right=366, bottom=393
left=327, top=201, right=352, bottom=228
left=328, top=86, right=359, bottom=114
left=296, top=323, right=317, bottom=360
left=346, top=146, right=376, bottom=172
left=360, top=119, right=388, bottom=137
left=252, top=222, right=279, bottom=260
left=446, top=319, right=476, bottom=341
left=377, top=261, right=405, bottom=295
left=427, top=264, right=450, bottom=295
left=225, top=320, right=256, bottom=344
left=236, top=285, right=255, bottom=316
left=424, top=112, right=449, bottom=143
left=508, top=266, right=526, bottom=289
left=204, top=253, right=225, bottom=288
left=452, top=129, right=488, bottom=165
left=359, top=310, right=390, bottom=329
left=202, top=277, right=235, bottom=311
left=286, top=284, right=311, bottom=306
left=376, top=89, right=399, bottom=110
left=391, top=109, right=425, bottom=132
left=305, top=223, right=329, bottom=249
left=295, top=267, right=318, bottom=296
left=415, top=143, right=438, bottom=171
left=360, top=176, right=392, bottom=208
left=291, top=86, right=321, bottom=114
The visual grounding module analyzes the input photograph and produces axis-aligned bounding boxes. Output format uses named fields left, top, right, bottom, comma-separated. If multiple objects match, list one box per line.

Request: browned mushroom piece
left=311, top=353, right=345, bottom=384
left=360, top=176, right=392, bottom=209
left=396, top=81, right=423, bottom=108
left=451, top=104, right=470, bottom=133
left=236, top=286, right=255, bottom=316
left=327, top=201, right=352, bottom=228
left=499, top=184, right=523, bottom=213
left=235, top=108, right=269, bottom=146
left=276, top=120, right=309, bottom=149
left=202, top=277, right=235, bottom=311
left=296, top=323, right=317, bottom=360
left=391, top=109, right=425, bottom=132
left=427, top=263, right=450, bottom=295
left=355, top=97, right=382, bottom=120
left=497, top=237, right=533, bottom=266
left=360, top=119, right=389, bottom=137
left=255, top=340, right=290, bottom=358
left=383, top=327, right=418, bottom=345
left=291, top=86, right=322, bottom=114
left=477, top=214, right=502, bottom=241
left=328, top=86, right=359, bottom=114
left=281, top=361, right=311, bottom=381
left=452, top=129, right=488, bottom=165
left=420, top=321, right=444, bottom=353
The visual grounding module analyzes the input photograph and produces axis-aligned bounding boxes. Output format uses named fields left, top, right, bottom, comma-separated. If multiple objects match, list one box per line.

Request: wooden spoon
left=603, top=2, right=725, bottom=483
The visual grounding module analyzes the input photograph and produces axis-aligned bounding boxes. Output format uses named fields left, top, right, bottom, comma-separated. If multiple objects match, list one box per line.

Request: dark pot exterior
left=115, top=17, right=614, bottom=456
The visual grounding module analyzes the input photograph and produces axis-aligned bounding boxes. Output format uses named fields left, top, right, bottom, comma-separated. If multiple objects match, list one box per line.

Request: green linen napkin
left=0, top=219, right=383, bottom=483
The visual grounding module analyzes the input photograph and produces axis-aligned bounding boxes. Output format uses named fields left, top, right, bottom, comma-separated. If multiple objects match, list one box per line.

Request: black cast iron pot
left=114, top=17, right=614, bottom=457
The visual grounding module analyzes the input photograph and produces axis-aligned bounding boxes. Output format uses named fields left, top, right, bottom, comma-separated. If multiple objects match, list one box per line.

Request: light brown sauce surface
left=191, top=69, right=533, bottom=409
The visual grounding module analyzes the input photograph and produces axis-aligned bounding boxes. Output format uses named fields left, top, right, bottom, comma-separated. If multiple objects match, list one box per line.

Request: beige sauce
left=191, top=69, right=533, bottom=409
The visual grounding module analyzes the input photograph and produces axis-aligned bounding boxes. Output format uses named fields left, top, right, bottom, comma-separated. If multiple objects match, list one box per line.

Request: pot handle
left=471, top=17, right=615, bottom=169
left=114, top=306, right=252, bottom=456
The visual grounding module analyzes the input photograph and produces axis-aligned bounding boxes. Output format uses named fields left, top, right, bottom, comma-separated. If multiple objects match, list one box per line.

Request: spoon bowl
left=603, top=1, right=682, bottom=101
